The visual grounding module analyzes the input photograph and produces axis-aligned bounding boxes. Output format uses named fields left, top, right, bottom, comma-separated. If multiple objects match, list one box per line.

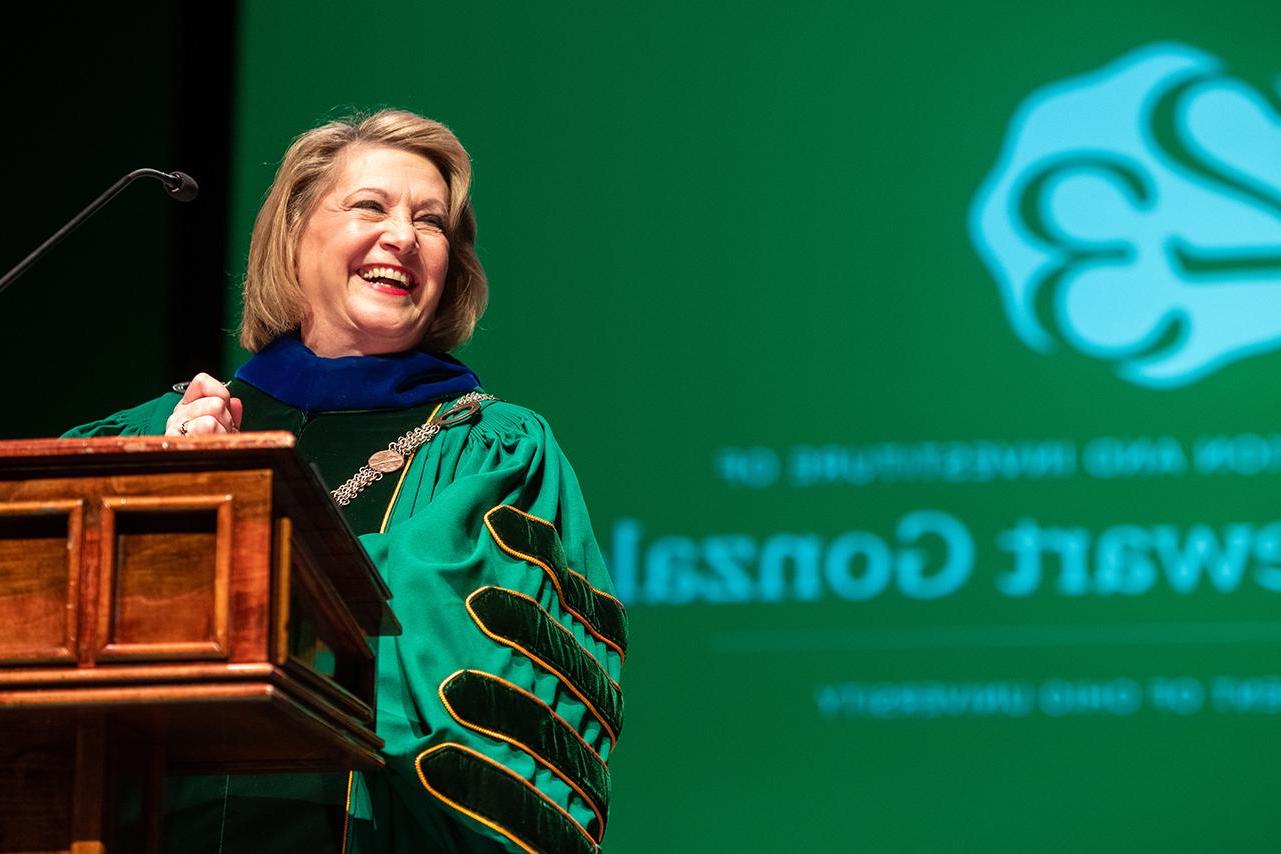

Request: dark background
left=0, top=3, right=235, bottom=437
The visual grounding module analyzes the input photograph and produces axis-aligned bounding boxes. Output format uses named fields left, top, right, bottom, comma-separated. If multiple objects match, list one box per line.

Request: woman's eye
left=415, top=215, right=445, bottom=231
left=353, top=200, right=384, bottom=213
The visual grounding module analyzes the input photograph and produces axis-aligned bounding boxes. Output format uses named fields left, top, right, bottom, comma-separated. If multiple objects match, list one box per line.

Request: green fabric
left=64, top=382, right=625, bottom=854
left=61, top=391, right=180, bottom=438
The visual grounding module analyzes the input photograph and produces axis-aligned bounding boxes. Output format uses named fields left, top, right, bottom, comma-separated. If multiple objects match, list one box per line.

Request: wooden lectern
left=0, top=433, right=399, bottom=853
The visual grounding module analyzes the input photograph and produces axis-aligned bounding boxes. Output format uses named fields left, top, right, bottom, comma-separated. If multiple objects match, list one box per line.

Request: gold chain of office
left=330, top=391, right=497, bottom=506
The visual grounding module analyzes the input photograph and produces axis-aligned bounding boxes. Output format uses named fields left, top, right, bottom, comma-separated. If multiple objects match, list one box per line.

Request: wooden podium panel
left=0, top=434, right=399, bottom=853
left=0, top=498, right=83, bottom=663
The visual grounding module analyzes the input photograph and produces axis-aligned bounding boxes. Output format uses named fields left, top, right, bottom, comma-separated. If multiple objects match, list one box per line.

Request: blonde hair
left=239, top=109, right=487, bottom=353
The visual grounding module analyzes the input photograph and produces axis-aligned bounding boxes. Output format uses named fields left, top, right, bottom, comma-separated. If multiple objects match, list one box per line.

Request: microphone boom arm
left=0, top=168, right=197, bottom=298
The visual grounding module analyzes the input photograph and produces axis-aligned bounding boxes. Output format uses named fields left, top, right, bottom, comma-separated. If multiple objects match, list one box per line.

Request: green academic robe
left=64, top=379, right=626, bottom=853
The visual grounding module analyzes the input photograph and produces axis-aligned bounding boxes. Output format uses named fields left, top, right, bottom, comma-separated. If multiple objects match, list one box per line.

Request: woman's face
left=295, top=144, right=451, bottom=357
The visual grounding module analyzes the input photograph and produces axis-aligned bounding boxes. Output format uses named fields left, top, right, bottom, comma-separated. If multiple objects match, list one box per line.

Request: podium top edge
left=0, top=432, right=308, bottom=487
left=0, top=431, right=298, bottom=459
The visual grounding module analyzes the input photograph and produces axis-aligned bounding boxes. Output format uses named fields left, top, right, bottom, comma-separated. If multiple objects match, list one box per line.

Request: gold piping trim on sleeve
left=340, top=770, right=354, bottom=853
left=438, top=669, right=607, bottom=841
left=465, top=586, right=620, bottom=745
left=484, top=504, right=627, bottom=662
left=378, top=402, right=444, bottom=535
left=415, top=742, right=596, bottom=853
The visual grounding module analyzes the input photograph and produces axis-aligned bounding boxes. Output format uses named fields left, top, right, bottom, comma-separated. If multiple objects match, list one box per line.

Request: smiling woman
left=294, top=145, right=452, bottom=355
left=239, top=110, right=486, bottom=363
left=61, top=110, right=626, bottom=854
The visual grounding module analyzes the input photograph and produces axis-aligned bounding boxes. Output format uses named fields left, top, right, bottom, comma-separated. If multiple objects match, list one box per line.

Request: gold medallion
left=368, top=449, right=405, bottom=473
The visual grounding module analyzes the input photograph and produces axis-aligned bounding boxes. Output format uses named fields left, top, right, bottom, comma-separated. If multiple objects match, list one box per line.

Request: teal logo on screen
left=970, top=43, right=1281, bottom=388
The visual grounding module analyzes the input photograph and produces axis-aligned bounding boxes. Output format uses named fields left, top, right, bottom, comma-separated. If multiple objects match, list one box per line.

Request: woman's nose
left=380, top=215, right=418, bottom=255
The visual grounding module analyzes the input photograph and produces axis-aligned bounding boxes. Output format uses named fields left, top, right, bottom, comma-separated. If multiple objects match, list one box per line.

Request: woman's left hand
left=164, top=372, right=244, bottom=436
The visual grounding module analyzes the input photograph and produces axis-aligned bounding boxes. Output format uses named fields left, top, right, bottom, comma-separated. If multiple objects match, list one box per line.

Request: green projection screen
left=231, top=4, right=1281, bottom=851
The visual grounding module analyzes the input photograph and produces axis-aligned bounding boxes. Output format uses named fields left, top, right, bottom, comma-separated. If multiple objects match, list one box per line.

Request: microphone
left=161, top=170, right=199, bottom=202
left=0, top=167, right=200, bottom=297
